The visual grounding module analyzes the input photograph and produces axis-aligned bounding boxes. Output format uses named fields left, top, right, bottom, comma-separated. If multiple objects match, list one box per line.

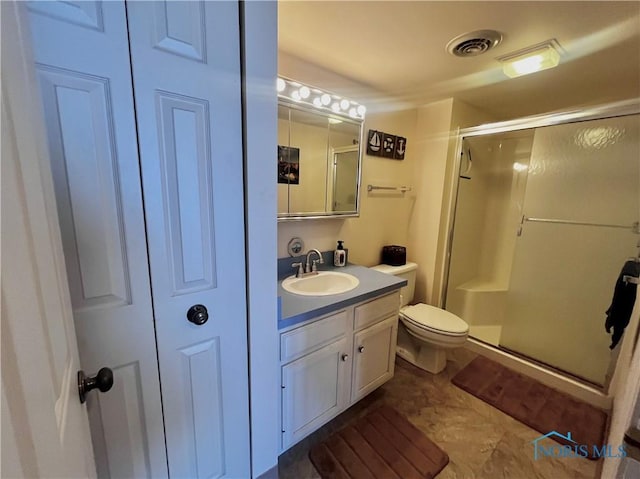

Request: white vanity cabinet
left=280, top=290, right=400, bottom=451
left=280, top=309, right=352, bottom=448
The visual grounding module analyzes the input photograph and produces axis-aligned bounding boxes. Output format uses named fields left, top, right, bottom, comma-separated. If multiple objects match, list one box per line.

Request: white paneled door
left=27, top=1, right=250, bottom=478
left=2, top=3, right=94, bottom=476
left=127, top=2, right=250, bottom=477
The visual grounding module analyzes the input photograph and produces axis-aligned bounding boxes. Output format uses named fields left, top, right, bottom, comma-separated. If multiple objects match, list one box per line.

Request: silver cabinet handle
left=358, top=346, right=365, bottom=353
left=341, top=354, right=349, bottom=361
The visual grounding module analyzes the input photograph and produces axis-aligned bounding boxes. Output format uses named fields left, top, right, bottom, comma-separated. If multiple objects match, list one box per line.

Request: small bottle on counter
left=334, top=240, right=347, bottom=267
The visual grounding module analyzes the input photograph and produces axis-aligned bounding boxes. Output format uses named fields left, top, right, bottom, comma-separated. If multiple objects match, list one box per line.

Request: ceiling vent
left=446, top=30, right=503, bottom=57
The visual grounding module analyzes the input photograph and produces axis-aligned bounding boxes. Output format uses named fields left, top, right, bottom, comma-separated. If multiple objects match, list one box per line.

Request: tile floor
left=278, top=348, right=601, bottom=479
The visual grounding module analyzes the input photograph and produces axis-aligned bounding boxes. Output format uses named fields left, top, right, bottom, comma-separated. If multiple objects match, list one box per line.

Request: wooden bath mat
left=452, top=355, right=608, bottom=459
left=309, top=405, right=449, bottom=478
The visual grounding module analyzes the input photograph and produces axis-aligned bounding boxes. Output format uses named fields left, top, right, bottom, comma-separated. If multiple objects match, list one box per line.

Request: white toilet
left=371, top=262, right=469, bottom=374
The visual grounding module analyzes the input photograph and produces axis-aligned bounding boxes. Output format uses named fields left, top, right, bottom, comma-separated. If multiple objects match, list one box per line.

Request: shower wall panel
left=446, top=132, right=533, bottom=329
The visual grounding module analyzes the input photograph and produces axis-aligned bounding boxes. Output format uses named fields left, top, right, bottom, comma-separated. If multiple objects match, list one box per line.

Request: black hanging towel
left=605, top=260, right=640, bottom=349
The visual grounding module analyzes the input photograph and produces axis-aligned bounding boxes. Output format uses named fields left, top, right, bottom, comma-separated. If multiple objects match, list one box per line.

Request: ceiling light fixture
left=277, top=76, right=366, bottom=120
left=498, top=40, right=562, bottom=78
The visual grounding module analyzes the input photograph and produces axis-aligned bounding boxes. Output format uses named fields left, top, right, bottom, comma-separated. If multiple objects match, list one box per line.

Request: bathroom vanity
left=277, top=264, right=406, bottom=451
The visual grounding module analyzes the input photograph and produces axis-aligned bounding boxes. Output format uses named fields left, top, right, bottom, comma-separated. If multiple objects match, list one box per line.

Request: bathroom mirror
left=277, top=100, right=364, bottom=220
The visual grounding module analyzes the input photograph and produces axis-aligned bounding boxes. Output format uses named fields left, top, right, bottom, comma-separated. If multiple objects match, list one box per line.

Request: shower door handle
left=517, top=215, right=525, bottom=237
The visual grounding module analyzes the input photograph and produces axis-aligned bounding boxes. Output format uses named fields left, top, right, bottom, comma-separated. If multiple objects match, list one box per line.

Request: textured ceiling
left=278, top=1, right=640, bottom=120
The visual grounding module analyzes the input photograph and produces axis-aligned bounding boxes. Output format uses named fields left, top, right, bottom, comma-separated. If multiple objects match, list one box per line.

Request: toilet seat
left=400, top=303, right=468, bottom=337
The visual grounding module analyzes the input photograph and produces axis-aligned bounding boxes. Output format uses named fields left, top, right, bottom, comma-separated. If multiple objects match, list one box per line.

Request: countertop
left=278, top=263, right=406, bottom=330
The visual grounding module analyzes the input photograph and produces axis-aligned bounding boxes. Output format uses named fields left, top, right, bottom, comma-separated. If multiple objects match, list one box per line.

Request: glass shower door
left=499, top=115, right=640, bottom=386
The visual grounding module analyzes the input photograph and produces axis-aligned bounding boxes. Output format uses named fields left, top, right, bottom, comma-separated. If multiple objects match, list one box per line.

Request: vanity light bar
left=277, top=76, right=366, bottom=120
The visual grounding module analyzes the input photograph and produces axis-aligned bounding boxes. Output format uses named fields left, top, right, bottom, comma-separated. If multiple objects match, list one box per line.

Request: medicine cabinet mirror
left=277, top=78, right=365, bottom=220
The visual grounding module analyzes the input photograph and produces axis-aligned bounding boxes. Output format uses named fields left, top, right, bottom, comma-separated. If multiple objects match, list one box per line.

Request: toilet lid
left=400, top=304, right=469, bottom=335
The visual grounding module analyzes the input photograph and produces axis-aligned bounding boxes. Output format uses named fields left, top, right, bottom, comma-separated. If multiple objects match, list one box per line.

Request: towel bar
left=524, top=217, right=639, bottom=233
left=367, top=184, right=412, bottom=193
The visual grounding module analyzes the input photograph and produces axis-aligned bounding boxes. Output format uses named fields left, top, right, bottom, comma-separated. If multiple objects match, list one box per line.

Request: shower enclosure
left=444, top=103, right=639, bottom=388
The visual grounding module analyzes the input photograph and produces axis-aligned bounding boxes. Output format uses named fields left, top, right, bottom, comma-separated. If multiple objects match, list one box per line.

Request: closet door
left=126, top=2, right=251, bottom=477
left=27, top=2, right=168, bottom=478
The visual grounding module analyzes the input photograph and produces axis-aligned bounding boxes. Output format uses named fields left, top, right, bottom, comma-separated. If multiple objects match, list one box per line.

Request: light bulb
left=357, top=105, right=366, bottom=116
left=349, top=107, right=357, bottom=118
left=340, top=99, right=350, bottom=110
left=331, top=102, right=340, bottom=112
left=321, top=94, right=331, bottom=106
left=299, top=86, right=310, bottom=99
left=277, top=78, right=286, bottom=92
left=291, top=90, right=301, bottom=101
left=313, top=97, right=322, bottom=107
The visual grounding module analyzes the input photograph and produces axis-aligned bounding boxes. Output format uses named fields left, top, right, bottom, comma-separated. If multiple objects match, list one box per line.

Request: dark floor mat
left=452, top=355, right=608, bottom=460
left=309, top=405, right=449, bottom=478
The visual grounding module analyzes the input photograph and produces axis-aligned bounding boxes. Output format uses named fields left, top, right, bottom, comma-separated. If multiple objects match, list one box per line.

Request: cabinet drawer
left=281, top=310, right=349, bottom=363
left=354, top=291, right=399, bottom=331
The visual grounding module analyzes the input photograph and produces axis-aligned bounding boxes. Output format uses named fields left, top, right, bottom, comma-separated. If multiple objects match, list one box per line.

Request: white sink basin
left=281, top=271, right=360, bottom=296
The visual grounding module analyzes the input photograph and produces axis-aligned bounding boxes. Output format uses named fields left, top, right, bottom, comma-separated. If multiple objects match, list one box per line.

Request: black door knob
left=78, top=367, right=114, bottom=404
left=187, top=304, right=209, bottom=325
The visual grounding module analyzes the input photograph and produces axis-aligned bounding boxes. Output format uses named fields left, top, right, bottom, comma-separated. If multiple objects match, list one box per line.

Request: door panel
left=178, top=339, right=225, bottom=478
left=27, top=2, right=167, bottom=477
left=127, top=1, right=251, bottom=477
left=156, top=92, right=216, bottom=294
left=151, top=1, right=206, bottom=61
left=37, top=67, right=131, bottom=310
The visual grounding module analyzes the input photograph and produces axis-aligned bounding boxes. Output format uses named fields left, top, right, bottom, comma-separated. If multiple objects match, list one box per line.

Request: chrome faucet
left=291, top=249, right=325, bottom=278
left=305, top=249, right=324, bottom=274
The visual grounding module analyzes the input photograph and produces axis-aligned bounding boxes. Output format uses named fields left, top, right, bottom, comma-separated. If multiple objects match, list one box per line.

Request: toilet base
left=396, top=324, right=448, bottom=374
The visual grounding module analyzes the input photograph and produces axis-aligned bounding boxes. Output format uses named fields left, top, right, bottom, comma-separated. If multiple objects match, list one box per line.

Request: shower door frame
left=440, top=98, right=640, bottom=309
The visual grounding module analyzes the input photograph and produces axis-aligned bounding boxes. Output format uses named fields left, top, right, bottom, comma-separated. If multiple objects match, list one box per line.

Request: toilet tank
left=370, top=262, right=418, bottom=307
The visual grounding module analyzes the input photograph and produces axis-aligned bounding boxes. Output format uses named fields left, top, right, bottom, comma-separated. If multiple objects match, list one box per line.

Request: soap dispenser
left=334, top=241, right=347, bottom=267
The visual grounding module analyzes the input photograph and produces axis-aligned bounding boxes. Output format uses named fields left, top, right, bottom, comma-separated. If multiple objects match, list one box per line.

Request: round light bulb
left=331, top=102, right=340, bottom=112
left=313, top=97, right=322, bottom=107
left=357, top=105, right=366, bottom=116
left=349, top=107, right=357, bottom=118
left=299, top=86, right=310, bottom=99
left=321, top=94, right=331, bottom=106
left=340, top=99, right=350, bottom=110
left=277, top=78, right=286, bottom=92
left=291, top=90, right=301, bottom=101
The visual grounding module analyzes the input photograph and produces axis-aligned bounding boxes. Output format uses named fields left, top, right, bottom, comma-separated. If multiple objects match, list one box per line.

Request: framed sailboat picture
left=367, top=130, right=382, bottom=156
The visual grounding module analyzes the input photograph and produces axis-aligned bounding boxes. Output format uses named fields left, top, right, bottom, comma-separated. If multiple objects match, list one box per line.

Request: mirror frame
left=277, top=98, right=365, bottom=221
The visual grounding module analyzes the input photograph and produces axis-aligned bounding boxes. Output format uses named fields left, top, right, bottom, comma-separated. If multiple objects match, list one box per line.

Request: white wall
left=242, top=2, right=279, bottom=476
left=277, top=48, right=499, bottom=305
left=278, top=108, right=417, bottom=267
left=406, top=99, right=454, bottom=304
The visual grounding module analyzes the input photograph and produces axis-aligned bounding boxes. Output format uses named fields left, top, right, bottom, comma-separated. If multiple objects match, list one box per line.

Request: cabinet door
left=352, top=316, right=398, bottom=402
left=281, top=337, right=350, bottom=449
